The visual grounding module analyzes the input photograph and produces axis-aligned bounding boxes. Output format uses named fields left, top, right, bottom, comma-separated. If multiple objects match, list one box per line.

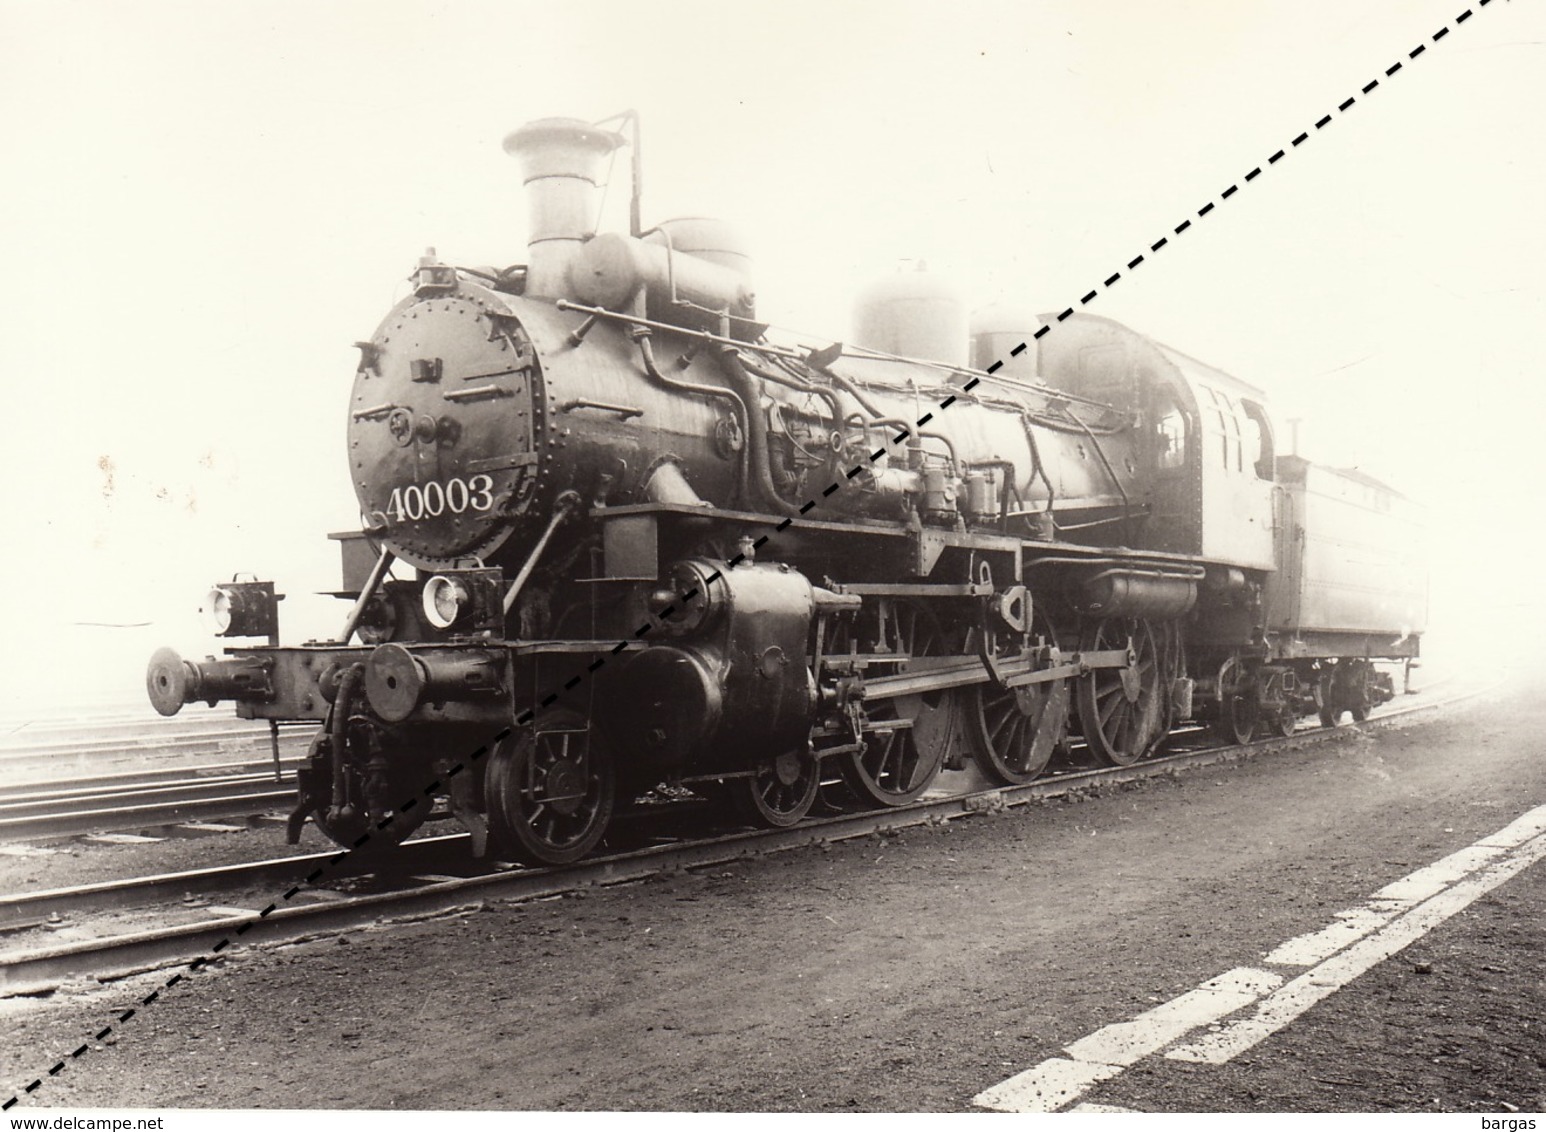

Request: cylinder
left=852, top=263, right=968, bottom=366
left=604, top=645, right=725, bottom=772
left=503, top=118, right=623, bottom=299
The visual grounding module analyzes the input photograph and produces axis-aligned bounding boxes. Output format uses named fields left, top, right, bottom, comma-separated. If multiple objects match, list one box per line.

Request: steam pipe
left=1024, top=555, right=1206, bottom=578
left=637, top=334, right=750, bottom=505
left=853, top=415, right=959, bottom=473
left=1067, top=412, right=1134, bottom=544
left=737, top=354, right=843, bottom=431
left=557, top=299, right=806, bottom=360
left=719, top=349, right=802, bottom=516
left=1019, top=414, right=1057, bottom=519
left=811, top=363, right=888, bottom=420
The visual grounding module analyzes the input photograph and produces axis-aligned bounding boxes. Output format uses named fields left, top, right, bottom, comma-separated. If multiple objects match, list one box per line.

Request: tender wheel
left=1318, top=668, right=1339, bottom=727
left=1076, top=618, right=1167, bottom=767
left=840, top=602, right=956, bottom=806
left=733, top=749, right=820, bottom=828
left=1273, top=704, right=1298, bottom=738
left=1264, top=670, right=1298, bottom=738
left=1319, top=660, right=1373, bottom=727
left=485, top=709, right=615, bottom=866
left=1347, top=659, right=1374, bottom=722
left=966, top=612, right=1069, bottom=786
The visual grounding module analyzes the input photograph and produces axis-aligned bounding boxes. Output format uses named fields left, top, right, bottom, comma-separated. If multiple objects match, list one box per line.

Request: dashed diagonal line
left=0, top=1, right=1496, bottom=1110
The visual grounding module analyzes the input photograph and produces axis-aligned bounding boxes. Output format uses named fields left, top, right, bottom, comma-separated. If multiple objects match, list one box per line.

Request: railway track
left=0, top=679, right=1478, bottom=996
left=0, top=711, right=312, bottom=781
left=0, top=761, right=302, bottom=842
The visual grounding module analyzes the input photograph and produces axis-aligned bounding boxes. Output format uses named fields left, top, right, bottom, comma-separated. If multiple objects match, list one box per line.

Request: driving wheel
left=1075, top=617, right=1167, bottom=767
left=840, top=602, right=957, bottom=806
left=965, top=610, right=1069, bottom=786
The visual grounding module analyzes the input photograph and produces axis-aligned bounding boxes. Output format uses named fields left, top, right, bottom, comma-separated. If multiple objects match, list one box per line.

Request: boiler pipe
left=719, top=349, right=802, bottom=517
left=636, top=335, right=750, bottom=505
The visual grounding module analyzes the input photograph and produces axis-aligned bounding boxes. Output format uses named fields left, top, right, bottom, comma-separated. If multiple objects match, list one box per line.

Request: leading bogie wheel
left=1075, top=617, right=1168, bottom=767
left=733, top=748, right=820, bottom=828
left=485, top=709, right=616, bottom=866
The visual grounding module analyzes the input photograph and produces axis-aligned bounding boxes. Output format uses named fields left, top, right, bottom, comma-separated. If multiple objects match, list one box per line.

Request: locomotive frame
left=145, top=115, right=1425, bottom=866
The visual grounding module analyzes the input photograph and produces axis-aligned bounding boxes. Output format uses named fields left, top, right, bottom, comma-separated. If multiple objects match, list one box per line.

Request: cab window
left=1241, top=399, right=1275, bottom=480
left=1154, top=393, right=1188, bottom=469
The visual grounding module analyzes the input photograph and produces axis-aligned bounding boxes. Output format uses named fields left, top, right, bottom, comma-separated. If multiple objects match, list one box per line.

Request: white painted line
left=1371, top=842, right=1507, bottom=902
left=973, top=969, right=1281, bottom=1112
left=972, top=802, right=1546, bottom=1111
left=1063, top=968, right=1282, bottom=1067
left=1263, top=906, right=1395, bottom=967
left=1478, top=806, right=1546, bottom=848
left=973, top=1057, right=1125, bottom=1114
left=1166, top=828, right=1546, bottom=1064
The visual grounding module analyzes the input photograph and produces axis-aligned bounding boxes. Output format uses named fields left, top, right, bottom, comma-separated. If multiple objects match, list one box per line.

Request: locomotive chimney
left=503, top=118, right=623, bottom=300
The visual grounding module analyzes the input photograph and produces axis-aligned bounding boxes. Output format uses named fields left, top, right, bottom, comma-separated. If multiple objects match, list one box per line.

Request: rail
left=0, top=679, right=1484, bottom=995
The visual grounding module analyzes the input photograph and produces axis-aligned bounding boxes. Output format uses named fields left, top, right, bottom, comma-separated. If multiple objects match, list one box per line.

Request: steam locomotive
left=145, top=115, right=1427, bottom=866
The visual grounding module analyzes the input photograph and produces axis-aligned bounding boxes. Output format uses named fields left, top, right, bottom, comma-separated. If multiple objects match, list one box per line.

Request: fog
left=1, top=0, right=1541, bottom=712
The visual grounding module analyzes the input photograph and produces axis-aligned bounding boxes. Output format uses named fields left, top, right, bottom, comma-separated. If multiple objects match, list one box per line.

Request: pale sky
left=2, top=0, right=1542, bottom=707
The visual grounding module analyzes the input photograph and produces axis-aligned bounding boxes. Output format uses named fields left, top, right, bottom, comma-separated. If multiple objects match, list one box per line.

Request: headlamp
left=199, top=579, right=279, bottom=639
left=423, top=574, right=471, bottom=630
left=418, top=568, right=504, bottom=635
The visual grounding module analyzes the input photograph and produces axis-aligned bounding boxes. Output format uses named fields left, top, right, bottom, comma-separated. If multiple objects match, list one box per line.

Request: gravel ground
left=1, top=676, right=1541, bottom=1113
